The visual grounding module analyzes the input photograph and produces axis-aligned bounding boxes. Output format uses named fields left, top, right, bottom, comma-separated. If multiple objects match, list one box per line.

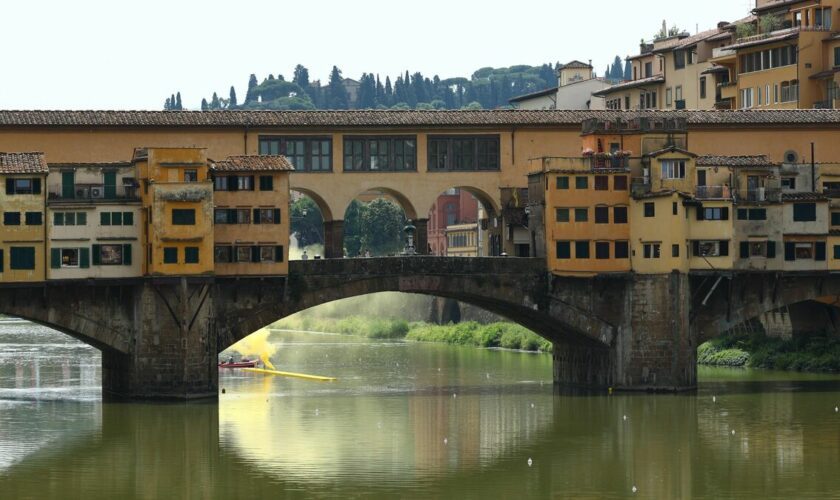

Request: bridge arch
left=291, top=187, right=334, bottom=222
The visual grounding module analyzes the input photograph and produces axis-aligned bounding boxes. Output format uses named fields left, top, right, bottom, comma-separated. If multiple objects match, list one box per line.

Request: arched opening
left=341, top=189, right=414, bottom=258
left=289, top=189, right=329, bottom=259
left=426, top=186, right=502, bottom=257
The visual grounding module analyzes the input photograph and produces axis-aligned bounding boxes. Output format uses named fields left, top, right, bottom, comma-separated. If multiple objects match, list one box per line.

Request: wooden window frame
left=258, top=136, right=333, bottom=172
left=427, top=135, right=500, bottom=172
left=344, top=136, right=417, bottom=172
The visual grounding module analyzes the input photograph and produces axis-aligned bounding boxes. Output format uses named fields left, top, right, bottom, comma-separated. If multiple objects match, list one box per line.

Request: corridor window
left=693, top=240, right=729, bottom=257
left=595, top=206, right=609, bottom=224
left=185, top=247, right=199, bottom=264
left=100, top=244, right=124, bottom=265
left=614, top=176, right=628, bottom=190
left=555, top=208, right=569, bottom=222
left=556, top=241, right=571, bottom=259
left=737, top=208, right=767, bottom=221
left=661, top=160, right=686, bottom=179
left=61, top=248, right=80, bottom=268
left=163, top=247, right=177, bottom=264
left=9, top=247, right=35, bottom=270
left=427, top=136, right=499, bottom=171
left=615, top=241, right=629, bottom=259
left=25, top=212, right=42, bottom=225
left=594, top=176, right=609, bottom=191
left=259, top=136, right=332, bottom=172
left=5, top=178, right=40, bottom=195
left=254, top=208, right=281, bottom=224
left=215, top=246, right=232, bottom=263
left=236, top=246, right=252, bottom=263
left=701, top=207, right=728, bottom=221
left=184, top=170, right=198, bottom=183
left=344, top=136, right=417, bottom=171
left=556, top=176, right=569, bottom=189
left=3, top=212, right=20, bottom=225
left=575, top=176, right=588, bottom=189
left=574, top=208, right=588, bottom=222
left=614, top=206, right=628, bottom=224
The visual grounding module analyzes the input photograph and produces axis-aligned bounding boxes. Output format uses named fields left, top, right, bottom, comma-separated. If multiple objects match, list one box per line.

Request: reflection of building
left=428, top=189, right=479, bottom=256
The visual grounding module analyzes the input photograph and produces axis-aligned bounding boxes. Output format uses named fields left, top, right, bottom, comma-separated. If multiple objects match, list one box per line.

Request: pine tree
left=624, top=60, right=632, bottom=81
left=293, top=65, right=310, bottom=89
left=229, top=86, right=238, bottom=107
left=175, top=92, right=182, bottom=110
left=201, top=98, right=208, bottom=111
left=246, top=74, right=258, bottom=103
left=327, top=66, right=349, bottom=109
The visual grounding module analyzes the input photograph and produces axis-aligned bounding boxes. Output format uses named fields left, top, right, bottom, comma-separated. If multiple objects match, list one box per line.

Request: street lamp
left=403, top=219, right=417, bottom=255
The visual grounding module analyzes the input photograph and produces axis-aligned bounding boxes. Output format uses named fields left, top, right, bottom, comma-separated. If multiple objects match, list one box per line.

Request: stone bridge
left=2, top=258, right=840, bottom=400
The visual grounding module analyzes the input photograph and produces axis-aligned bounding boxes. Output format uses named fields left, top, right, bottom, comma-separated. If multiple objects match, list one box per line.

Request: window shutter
left=696, top=208, right=704, bottom=221
left=227, top=209, right=236, bottom=224
left=692, top=241, right=700, bottom=256
left=767, top=241, right=776, bottom=259
left=0, top=249, right=3, bottom=272
left=273, top=209, right=281, bottom=224
left=123, top=244, right=132, bottom=265
left=740, top=242, right=749, bottom=258
left=100, top=212, right=110, bottom=226
left=275, top=245, right=284, bottom=262
left=784, top=242, right=795, bottom=261
left=249, top=176, right=255, bottom=190
left=80, top=248, right=90, bottom=268
left=721, top=207, right=729, bottom=221
left=50, top=248, right=61, bottom=269
left=229, top=176, right=238, bottom=191
left=251, top=246, right=260, bottom=263
left=253, top=209, right=261, bottom=225
left=816, top=242, right=826, bottom=261
left=92, top=245, right=101, bottom=265
left=719, top=240, right=729, bottom=257
left=5, top=179, right=13, bottom=195
left=32, top=178, right=41, bottom=195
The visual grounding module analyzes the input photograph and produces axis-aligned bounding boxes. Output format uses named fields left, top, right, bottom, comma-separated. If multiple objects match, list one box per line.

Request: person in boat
left=227, top=356, right=234, bottom=364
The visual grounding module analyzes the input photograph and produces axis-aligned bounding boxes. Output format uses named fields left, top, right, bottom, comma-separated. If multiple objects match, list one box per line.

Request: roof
left=706, top=31, right=735, bottom=43
left=696, top=155, right=777, bottom=167
left=646, top=145, right=698, bottom=158
left=543, top=168, right=630, bottom=175
left=782, top=192, right=829, bottom=202
left=634, top=189, right=693, bottom=200
left=592, top=76, right=665, bottom=96
left=560, top=60, right=593, bottom=69
left=810, top=68, right=840, bottom=80
left=653, top=28, right=723, bottom=52
left=0, top=152, right=48, bottom=174
left=701, top=65, right=730, bottom=75
left=211, top=155, right=294, bottom=172
left=509, top=86, right=558, bottom=103
left=754, top=0, right=807, bottom=13
left=48, top=161, right=133, bottom=169
left=721, top=28, right=799, bottom=51
left=4, top=109, right=840, bottom=128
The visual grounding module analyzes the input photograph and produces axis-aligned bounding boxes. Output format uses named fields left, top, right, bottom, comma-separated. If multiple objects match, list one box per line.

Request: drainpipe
left=811, top=142, right=816, bottom=192
left=244, top=122, right=250, bottom=155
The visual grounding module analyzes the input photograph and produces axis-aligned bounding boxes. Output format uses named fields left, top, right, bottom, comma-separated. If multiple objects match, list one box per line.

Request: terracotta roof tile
left=0, top=152, right=48, bottom=174
left=696, top=155, right=777, bottom=167
left=211, top=155, right=294, bottom=172
left=655, top=29, right=724, bottom=52
left=646, top=146, right=697, bottom=158
left=2, top=109, right=840, bottom=128
left=594, top=76, right=665, bottom=96
left=782, top=192, right=829, bottom=201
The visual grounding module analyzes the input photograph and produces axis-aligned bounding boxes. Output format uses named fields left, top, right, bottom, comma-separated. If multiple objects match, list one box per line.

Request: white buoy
left=527, top=457, right=533, bottom=467
left=453, top=393, right=457, bottom=399
left=623, top=415, right=628, bottom=421
left=835, top=406, right=839, bottom=413
left=632, top=486, right=638, bottom=493
left=438, top=368, right=441, bottom=372
left=731, top=429, right=735, bottom=435
left=444, top=438, right=448, bottom=445
left=486, top=373, right=490, bottom=379
left=530, top=403, right=535, bottom=409
left=713, top=396, right=716, bottom=403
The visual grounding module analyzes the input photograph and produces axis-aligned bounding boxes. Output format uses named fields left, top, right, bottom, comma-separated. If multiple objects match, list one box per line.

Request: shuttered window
left=259, top=176, right=274, bottom=191
left=9, top=247, right=35, bottom=270
left=163, top=247, right=178, bottom=264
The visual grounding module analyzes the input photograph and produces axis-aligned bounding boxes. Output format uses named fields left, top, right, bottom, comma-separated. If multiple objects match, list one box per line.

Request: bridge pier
left=324, top=220, right=344, bottom=259
left=414, top=218, right=429, bottom=255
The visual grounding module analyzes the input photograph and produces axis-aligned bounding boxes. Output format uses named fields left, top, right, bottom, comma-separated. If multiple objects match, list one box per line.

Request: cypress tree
left=175, top=92, right=182, bottom=110
left=229, top=86, right=238, bottom=107
left=384, top=76, right=393, bottom=106
left=201, top=98, right=208, bottom=111
left=246, top=74, right=258, bottom=103
left=624, top=60, right=632, bottom=81
left=164, top=97, right=171, bottom=110
left=293, top=64, right=310, bottom=89
left=211, top=92, right=220, bottom=109
left=327, top=66, right=349, bottom=109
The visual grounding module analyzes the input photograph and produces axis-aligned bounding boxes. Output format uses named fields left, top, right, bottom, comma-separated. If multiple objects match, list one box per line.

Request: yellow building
left=211, top=155, right=293, bottom=276
left=629, top=191, right=691, bottom=274
left=445, top=223, right=480, bottom=257
left=134, top=148, right=214, bottom=276
left=0, top=153, right=48, bottom=282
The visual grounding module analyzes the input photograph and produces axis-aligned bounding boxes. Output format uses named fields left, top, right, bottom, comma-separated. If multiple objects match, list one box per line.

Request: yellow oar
left=243, top=367, right=337, bottom=382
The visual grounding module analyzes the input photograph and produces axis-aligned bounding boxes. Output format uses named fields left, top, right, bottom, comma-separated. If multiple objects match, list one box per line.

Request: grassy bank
left=698, top=333, right=840, bottom=372
left=272, top=316, right=552, bottom=353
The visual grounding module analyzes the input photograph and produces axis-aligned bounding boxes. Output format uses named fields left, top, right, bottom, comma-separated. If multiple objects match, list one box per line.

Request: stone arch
left=290, top=187, right=334, bottom=222
left=344, top=187, right=418, bottom=221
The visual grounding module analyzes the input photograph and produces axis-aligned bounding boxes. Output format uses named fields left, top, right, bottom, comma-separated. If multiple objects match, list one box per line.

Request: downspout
left=244, top=120, right=250, bottom=155
left=811, top=142, right=816, bottom=192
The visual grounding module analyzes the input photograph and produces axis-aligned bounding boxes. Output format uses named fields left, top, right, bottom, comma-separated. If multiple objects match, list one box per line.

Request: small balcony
left=589, top=156, right=630, bottom=170
left=814, top=99, right=835, bottom=109
left=695, top=185, right=734, bottom=200
left=736, top=188, right=782, bottom=203
left=48, top=183, right=140, bottom=203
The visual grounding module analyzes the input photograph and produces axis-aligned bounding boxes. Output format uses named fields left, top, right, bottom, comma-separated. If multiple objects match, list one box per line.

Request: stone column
left=413, top=218, right=429, bottom=255
left=323, top=220, right=344, bottom=259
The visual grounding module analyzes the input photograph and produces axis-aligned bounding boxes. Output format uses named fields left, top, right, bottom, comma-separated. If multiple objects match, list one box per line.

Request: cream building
left=509, top=61, right=610, bottom=110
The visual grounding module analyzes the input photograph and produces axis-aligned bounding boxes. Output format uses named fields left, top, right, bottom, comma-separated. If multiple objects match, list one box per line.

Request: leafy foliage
left=698, top=333, right=840, bottom=372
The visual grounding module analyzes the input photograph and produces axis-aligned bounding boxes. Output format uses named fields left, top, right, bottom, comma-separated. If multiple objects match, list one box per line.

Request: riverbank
left=698, top=333, right=840, bottom=372
left=271, top=316, right=552, bottom=353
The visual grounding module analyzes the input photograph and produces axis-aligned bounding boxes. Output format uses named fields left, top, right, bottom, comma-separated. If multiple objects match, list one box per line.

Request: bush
left=699, top=332, right=840, bottom=373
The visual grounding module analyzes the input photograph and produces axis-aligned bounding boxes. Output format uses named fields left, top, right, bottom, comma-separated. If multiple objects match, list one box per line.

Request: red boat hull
left=218, top=361, right=258, bottom=368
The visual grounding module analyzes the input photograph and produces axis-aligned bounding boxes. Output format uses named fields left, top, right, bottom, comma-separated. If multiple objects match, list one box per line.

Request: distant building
left=445, top=223, right=480, bottom=257
left=343, top=78, right=361, bottom=108
left=428, top=189, right=480, bottom=255
left=509, top=60, right=611, bottom=110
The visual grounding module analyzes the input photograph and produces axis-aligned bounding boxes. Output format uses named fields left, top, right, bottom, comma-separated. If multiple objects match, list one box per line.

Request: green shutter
left=77, top=212, right=87, bottom=225
left=719, top=240, right=729, bottom=257
left=51, top=248, right=61, bottom=269
left=80, top=248, right=90, bottom=268
left=123, top=244, right=132, bottom=266
left=721, top=207, right=729, bottom=221
left=784, top=242, right=795, bottom=261
left=54, top=212, right=64, bottom=226
left=696, top=208, right=705, bottom=221
left=100, top=212, right=110, bottom=226
left=5, top=179, right=13, bottom=195
left=273, top=208, right=281, bottom=224
left=123, top=212, right=133, bottom=225
left=111, top=212, right=122, bottom=225
left=0, top=249, right=3, bottom=272
left=692, top=241, right=700, bottom=256
left=32, top=178, right=41, bottom=195
left=251, top=246, right=260, bottom=263
left=740, top=242, right=749, bottom=258
left=816, top=242, right=827, bottom=261
left=185, top=247, right=199, bottom=264
left=275, top=245, right=284, bottom=262
left=92, top=244, right=101, bottom=265
left=253, top=209, right=261, bottom=225
left=767, top=241, right=776, bottom=259
left=103, top=172, right=117, bottom=199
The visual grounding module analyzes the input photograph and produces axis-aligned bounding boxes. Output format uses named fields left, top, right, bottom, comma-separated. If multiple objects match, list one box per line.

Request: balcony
left=48, top=183, right=139, bottom=203
left=581, top=117, right=687, bottom=135
left=590, top=156, right=630, bottom=170
left=695, top=185, right=734, bottom=200
left=814, top=99, right=835, bottom=109
left=736, top=188, right=782, bottom=203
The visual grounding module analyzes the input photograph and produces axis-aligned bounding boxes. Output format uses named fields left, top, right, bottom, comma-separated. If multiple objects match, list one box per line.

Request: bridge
left=2, top=256, right=839, bottom=399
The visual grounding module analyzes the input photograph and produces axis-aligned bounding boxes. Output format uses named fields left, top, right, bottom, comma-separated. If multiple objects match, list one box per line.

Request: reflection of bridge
left=2, top=257, right=840, bottom=399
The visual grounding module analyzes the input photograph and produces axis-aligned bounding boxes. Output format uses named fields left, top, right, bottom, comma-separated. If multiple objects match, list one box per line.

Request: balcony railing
left=48, top=183, right=139, bottom=202
left=581, top=117, right=687, bottom=135
left=814, top=99, right=835, bottom=109
left=736, top=188, right=781, bottom=203
left=590, top=156, right=630, bottom=170
left=695, top=185, right=734, bottom=200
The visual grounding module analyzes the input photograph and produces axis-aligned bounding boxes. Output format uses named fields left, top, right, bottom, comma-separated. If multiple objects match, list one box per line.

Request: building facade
left=0, top=153, right=48, bottom=283
left=509, top=60, right=610, bottom=110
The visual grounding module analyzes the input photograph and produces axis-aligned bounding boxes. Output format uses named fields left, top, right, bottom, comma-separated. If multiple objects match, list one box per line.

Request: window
left=740, top=88, right=754, bottom=109
left=427, top=136, right=499, bottom=171
left=236, top=246, right=252, bottom=263
left=556, top=176, right=569, bottom=189
left=674, top=50, right=686, bottom=70
left=737, top=208, right=767, bottom=221
left=644, top=62, right=653, bottom=78
left=61, top=248, right=79, bottom=268
left=675, top=86, right=683, bottom=101
left=835, top=245, right=840, bottom=260
left=614, top=176, right=628, bottom=191
left=259, top=246, right=275, bottom=262
left=185, top=247, right=199, bottom=264
left=254, top=208, right=281, bottom=224
left=555, top=208, right=569, bottom=222
left=595, top=242, right=610, bottom=260
left=172, top=209, right=196, bottom=225
left=5, top=178, right=41, bottom=195
left=643, top=243, right=661, bottom=259
left=556, top=241, right=571, bottom=259
left=739, top=46, right=797, bottom=75
left=781, top=177, right=796, bottom=190
left=835, top=47, right=840, bottom=67
left=258, top=176, right=274, bottom=191
left=672, top=202, right=678, bottom=215
left=661, top=160, right=686, bottom=179
left=574, top=208, right=588, bottom=222
left=793, top=203, right=817, bottom=222
left=3, top=212, right=20, bottom=226
left=575, top=241, right=590, bottom=259
left=345, top=136, right=417, bottom=171
left=693, top=240, right=729, bottom=257
left=259, top=136, right=332, bottom=171
left=53, top=212, right=86, bottom=226
left=575, top=177, right=588, bottom=189
left=615, top=241, right=629, bottom=259
left=215, top=246, right=232, bottom=263
left=184, top=170, right=198, bottom=183
left=666, top=87, right=673, bottom=106
left=832, top=212, right=840, bottom=226
left=594, top=176, right=609, bottom=191
left=780, top=80, right=799, bottom=103
left=640, top=90, right=657, bottom=109
left=644, top=202, right=655, bottom=218
left=740, top=241, right=770, bottom=258
left=97, top=244, right=125, bottom=265
left=672, top=244, right=680, bottom=257
left=613, top=206, right=628, bottom=224
left=214, top=176, right=229, bottom=191
left=24, top=212, right=42, bottom=225
left=163, top=247, right=178, bottom=264
left=9, top=247, right=35, bottom=270
left=700, top=207, right=729, bottom=221
left=700, top=77, right=707, bottom=99
left=757, top=86, right=762, bottom=106
left=595, top=206, right=609, bottom=224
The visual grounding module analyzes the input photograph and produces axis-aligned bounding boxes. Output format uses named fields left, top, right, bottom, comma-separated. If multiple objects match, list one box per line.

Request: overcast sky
left=1, top=0, right=752, bottom=110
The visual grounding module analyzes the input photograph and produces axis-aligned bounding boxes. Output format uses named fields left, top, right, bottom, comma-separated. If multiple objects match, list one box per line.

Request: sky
left=1, top=0, right=752, bottom=110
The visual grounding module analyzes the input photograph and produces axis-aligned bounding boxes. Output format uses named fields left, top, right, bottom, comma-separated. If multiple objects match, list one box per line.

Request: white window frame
left=661, top=159, right=687, bottom=180
left=60, top=248, right=80, bottom=268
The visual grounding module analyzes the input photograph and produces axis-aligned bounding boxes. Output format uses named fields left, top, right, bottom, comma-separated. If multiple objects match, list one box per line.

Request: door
left=61, top=171, right=75, bottom=199
left=697, top=170, right=707, bottom=186
left=103, top=171, right=117, bottom=199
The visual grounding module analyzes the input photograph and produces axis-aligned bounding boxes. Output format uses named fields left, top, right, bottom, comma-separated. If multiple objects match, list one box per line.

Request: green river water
left=1, top=317, right=840, bottom=499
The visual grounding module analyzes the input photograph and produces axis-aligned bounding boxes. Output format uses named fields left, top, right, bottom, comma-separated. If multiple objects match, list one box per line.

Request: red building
left=427, top=189, right=479, bottom=255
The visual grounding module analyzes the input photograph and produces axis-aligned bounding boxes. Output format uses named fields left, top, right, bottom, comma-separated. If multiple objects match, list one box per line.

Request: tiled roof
left=3, top=109, right=840, bottom=128
left=646, top=145, right=697, bottom=158
left=48, top=161, right=132, bottom=169
left=701, top=65, right=730, bottom=75
left=782, top=192, right=829, bottom=201
left=810, top=68, right=840, bottom=80
left=634, top=189, right=693, bottom=200
left=696, top=155, right=776, bottom=167
left=0, top=152, right=48, bottom=174
left=721, top=28, right=799, bottom=51
left=754, top=0, right=806, bottom=12
left=509, top=86, right=558, bottom=103
left=593, top=76, right=665, bottom=96
left=211, top=155, right=294, bottom=172
left=654, top=29, right=723, bottom=52
left=543, top=168, right=630, bottom=174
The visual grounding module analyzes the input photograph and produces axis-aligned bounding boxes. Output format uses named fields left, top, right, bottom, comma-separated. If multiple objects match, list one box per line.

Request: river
left=2, top=318, right=840, bottom=499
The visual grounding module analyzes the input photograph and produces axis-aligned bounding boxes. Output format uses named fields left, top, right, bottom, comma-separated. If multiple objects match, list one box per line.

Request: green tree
left=229, top=86, right=238, bottom=107
left=175, top=92, right=182, bottom=110
left=360, top=198, right=407, bottom=256
left=246, top=74, right=258, bottom=103
left=293, top=64, right=310, bottom=88
left=211, top=92, right=220, bottom=109
left=343, top=199, right=364, bottom=256
left=201, top=98, right=208, bottom=111
left=327, top=66, right=349, bottom=109
left=290, top=197, right=324, bottom=247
